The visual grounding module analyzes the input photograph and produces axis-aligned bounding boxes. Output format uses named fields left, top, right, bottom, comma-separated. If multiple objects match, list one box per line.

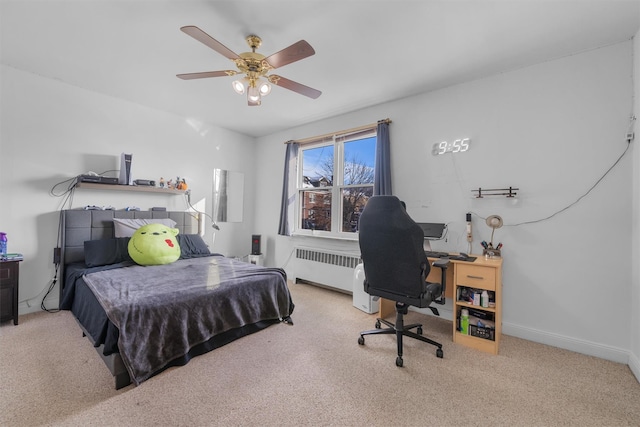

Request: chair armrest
left=431, top=259, right=450, bottom=304
left=432, top=259, right=450, bottom=270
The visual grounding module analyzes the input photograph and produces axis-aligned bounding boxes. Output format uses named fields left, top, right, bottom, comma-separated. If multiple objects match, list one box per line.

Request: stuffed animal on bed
left=128, top=223, right=181, bottom=266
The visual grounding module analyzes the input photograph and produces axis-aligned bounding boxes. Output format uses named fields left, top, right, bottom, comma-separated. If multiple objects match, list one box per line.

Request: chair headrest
left=358, top=196, right=428, bottom=298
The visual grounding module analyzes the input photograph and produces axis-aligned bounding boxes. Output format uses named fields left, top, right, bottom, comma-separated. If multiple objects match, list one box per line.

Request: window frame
left=294, top=129, right=376, bottom=239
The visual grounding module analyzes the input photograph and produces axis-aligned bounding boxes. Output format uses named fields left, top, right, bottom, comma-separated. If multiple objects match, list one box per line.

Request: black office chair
left=357, top=195, right=449, bottom=367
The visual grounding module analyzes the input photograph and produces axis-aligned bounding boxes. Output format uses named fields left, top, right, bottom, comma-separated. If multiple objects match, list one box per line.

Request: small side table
left=0, top=259, right=21, bottom=325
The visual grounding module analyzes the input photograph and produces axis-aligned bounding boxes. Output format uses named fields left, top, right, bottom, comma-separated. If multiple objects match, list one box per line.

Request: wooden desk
left=378, top=255, right=503, bottom=354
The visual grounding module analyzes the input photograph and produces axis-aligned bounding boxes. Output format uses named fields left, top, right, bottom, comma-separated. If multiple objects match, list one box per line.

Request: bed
left=58, top=209, right=294, bottom=389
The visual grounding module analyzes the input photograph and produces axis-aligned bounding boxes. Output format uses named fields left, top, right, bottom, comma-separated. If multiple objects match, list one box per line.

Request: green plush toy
left=128, top=223, right=181, bottom=266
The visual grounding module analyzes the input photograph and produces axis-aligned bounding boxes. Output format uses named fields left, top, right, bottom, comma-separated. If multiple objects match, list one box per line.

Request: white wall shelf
left=76, top=182, right=186, bottom=195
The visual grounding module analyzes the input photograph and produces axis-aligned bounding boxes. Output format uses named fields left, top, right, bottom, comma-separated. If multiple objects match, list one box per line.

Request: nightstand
left=0, top=259, right=21, bottom=325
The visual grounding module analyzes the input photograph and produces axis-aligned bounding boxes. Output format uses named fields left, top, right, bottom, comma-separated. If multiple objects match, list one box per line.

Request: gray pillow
left=84, top=237, right=132, bottom=267
left=176, top=234, right=211, bottom=259
left=113, top=218, right=177, bottom=238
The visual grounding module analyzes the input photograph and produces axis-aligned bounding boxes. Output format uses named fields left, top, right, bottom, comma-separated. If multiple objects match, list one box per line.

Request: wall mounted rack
left=472, top=187, right=519, bottom=198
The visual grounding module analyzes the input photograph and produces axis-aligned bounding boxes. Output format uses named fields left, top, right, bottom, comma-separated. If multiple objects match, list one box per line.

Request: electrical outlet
left=53, top=247, right=61, bottom=264
left=626, top=132, right=634, bottom=142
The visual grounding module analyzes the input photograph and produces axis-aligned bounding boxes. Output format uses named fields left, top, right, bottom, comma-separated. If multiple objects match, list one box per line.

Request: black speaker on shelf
left=251, top=235, right=261, bottom=255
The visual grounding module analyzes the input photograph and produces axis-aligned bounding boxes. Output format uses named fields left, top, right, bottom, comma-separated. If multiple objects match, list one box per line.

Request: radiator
left=293, top=247, right=361, bottom=293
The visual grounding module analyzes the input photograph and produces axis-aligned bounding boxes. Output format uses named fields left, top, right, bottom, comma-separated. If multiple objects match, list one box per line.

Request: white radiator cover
left=293, top=247, right=361, bottom=293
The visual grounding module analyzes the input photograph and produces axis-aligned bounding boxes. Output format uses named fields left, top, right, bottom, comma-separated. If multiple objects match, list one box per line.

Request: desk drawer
left=457, top=264, right=496, bottom=290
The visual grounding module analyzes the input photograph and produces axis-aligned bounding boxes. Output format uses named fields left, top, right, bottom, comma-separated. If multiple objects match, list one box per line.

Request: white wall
left=631, top=31, right=640, bottom=381
left=254, top=41, right=635, bottom=365
left=0, top=65, right=256, bottom=313
left=1, top=38, right=637, bottom=378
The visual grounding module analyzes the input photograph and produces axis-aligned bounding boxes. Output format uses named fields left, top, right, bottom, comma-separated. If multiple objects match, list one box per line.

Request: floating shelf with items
left=76, top=182, right=186, bottom=195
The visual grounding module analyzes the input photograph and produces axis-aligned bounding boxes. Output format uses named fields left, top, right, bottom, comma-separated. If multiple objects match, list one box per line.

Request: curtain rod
left=284, top=118, right=391, bottom=145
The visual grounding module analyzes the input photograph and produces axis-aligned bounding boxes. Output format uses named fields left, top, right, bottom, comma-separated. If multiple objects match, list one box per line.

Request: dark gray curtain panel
left=374, top=120, right=391, bottom=195
left=278, top=142, right=299, bottom=236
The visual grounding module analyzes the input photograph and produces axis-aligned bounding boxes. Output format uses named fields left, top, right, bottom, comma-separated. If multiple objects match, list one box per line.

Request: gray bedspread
left=82, top=255, right=294, bottom=385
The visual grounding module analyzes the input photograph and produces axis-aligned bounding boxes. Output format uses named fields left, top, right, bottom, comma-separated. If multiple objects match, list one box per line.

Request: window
left=297, top=131, right=376, bottom=237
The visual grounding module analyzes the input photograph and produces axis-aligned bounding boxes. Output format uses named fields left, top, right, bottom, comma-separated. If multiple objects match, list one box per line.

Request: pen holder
left=483, top=248, right=501, bottom=258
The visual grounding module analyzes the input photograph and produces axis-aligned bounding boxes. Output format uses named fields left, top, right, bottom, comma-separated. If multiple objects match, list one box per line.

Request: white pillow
left=113, top=218, right=178, bottom=238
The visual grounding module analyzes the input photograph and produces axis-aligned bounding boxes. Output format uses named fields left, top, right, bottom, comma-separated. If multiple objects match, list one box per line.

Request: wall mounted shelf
left=76, top=182, right=186, bottom=195
left=472, top=187, right=519, bottom=198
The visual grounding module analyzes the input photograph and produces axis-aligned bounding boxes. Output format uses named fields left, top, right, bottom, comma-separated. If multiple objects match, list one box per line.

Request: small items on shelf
left=457, top=286, right=495, bottom=308
left=1, top=253, right=23, bottom=261
left=472, top=187, right=518, bottom=198
left=75, top=182, right=186, bottom=195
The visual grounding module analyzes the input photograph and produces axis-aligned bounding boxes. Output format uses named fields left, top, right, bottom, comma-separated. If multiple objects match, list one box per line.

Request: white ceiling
left=2, top=0, right=639, bottom=138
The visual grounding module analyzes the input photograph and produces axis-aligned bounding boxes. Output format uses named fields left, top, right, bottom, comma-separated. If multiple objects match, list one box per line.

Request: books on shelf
left=1, top=253, right=23, bottom=261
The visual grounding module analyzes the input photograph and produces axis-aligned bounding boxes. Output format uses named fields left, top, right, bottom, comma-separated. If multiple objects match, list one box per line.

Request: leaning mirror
left=212, top=169, right=244, bottom=224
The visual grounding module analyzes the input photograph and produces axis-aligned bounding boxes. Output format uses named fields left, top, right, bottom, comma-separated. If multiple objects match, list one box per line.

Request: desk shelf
left=455, top=300, right=497, bottom=314
left=453, top=258, right=503, bottom=355
left=454, top=331, right=495, bottom=352
left=377, top=256, right=503, bottom=355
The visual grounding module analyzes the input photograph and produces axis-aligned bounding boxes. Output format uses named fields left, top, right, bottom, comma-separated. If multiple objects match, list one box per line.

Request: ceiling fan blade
left=268, top=75, right=322, bottom=99
left=177, top=70, right=237, bottom=80
left=180, top=26, right=240, bottom=60
left=264, top=40, right=315, bottom=69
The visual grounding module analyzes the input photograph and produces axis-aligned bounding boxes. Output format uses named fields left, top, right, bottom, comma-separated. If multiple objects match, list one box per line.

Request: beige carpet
left=1, top=282, right=639, bottom=427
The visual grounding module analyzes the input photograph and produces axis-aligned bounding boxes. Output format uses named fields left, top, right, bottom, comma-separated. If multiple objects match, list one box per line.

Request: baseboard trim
left=503, top=321, right=630, bottom=365
left=628, top=351, right=640, bottom=383
left=19, top=296, right=59, bottom=315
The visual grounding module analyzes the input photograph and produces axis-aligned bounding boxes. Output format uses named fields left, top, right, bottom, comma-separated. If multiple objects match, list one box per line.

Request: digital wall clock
left=432, top=138, right=471, bottom=156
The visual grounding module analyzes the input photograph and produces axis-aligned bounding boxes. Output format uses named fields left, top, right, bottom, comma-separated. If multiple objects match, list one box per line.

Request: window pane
left=341, top=186, right=373, bottom=232
left=302, top=145, right=334, bottom=186
left=344, top=137, right=375, bottom=185
left=300, top=189, right=332, bottom=231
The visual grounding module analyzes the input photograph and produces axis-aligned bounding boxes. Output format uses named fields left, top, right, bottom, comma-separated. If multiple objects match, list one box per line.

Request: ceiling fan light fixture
left=258, top=81, right=271, bottom=96
left=231, top=79, right=245, bottom=94
left=247, top=85, right=261, bottom=103
left=179, top=27, right=322, bottom=105
left=247, top=93, right=261, bottom=106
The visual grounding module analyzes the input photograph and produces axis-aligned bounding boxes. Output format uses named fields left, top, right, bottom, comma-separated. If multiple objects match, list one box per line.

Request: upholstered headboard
left=58, top=209, right=200, bottom=301
left=60, top=210, right=199, bottom=265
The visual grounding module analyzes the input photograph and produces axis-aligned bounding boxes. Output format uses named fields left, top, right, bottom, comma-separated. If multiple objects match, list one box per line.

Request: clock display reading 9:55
left=432, top=138, right=471, bottom=156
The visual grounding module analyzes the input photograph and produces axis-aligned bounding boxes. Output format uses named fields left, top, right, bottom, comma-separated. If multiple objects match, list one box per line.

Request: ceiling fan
left=177, top=26, right=322, bottom=106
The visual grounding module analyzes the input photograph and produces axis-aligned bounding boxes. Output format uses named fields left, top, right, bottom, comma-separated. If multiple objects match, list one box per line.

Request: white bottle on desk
left=481, top=290, right=489, bottom=308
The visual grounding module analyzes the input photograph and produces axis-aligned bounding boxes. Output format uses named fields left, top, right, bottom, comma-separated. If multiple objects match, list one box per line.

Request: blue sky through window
left=303, top=145, right=334, bottom=180
left=345, top=136, right=376, bottom=167
left=303, top=136, right=376, bottom=180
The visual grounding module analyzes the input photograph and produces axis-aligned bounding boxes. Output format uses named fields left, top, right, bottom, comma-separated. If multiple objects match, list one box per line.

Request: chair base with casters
left=358, top=301, right=444, bottom=367
left=357, top=258, right=449, bottom=367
